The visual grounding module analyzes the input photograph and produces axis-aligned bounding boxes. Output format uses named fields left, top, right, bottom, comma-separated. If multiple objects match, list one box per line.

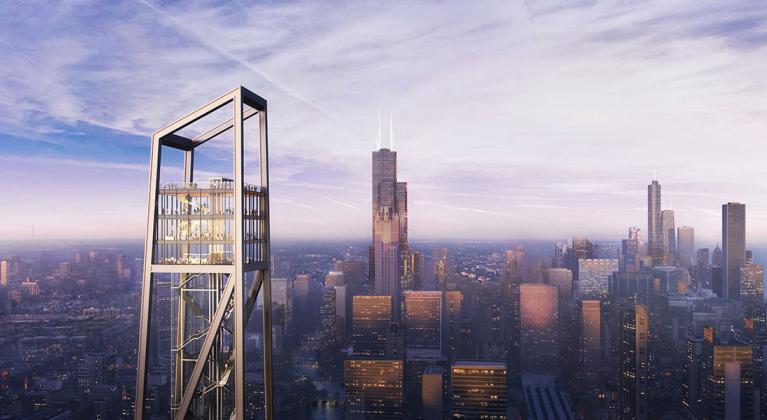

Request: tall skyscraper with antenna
left=371, top=115, right=407, bottom=317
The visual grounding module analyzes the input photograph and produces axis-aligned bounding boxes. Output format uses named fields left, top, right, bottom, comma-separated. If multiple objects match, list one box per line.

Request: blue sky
left=1, top=0, right=766, bottom=243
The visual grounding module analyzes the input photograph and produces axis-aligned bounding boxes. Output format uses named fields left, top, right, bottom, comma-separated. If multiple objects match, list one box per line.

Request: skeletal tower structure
left=135, top=87, right=273, bottom=419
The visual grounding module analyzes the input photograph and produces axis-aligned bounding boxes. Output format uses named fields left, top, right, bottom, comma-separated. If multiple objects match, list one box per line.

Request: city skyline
left=2, top=1, right=767, bottom=242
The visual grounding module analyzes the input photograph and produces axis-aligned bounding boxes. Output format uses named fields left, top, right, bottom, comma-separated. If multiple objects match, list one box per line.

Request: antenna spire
left=389, top=113, right=395, bottom=149
left=377, top=108, right=381, bottom=150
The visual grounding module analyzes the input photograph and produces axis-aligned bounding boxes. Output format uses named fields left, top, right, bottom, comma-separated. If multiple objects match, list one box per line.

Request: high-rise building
left=270, top=277, right=293, bottom=334
left=579, top=300, right=602, bottom=372
left=570, top=237, right=595, bottom=278
left=520, top=284, right=559, bottom=374
left=340, top=259, right=367, bottom=295
left=374, top=207, right=401, bottom=318
left=712, top=244, right=723, bottom=267
left=722, top=203, right=746, bottom=301
left=320, top=286, right=337, bottom=351
left=325, top=270, right=344, bottom=287
left=78, top=352, right=116, bottom=395
left=648, top=180, right=663, bottom=264
left=403, top=251, right=424, bottom=291
left=740, top=264, right=764, bottom=306
left=661, top=209, right=676, bottom=263
left=371, top=145, right=408, bottom=293
left=422, top=365, right=444, bottom=420
left=544, top=268, right=573, bottom=303
left=404, top=291, right=442, bottom=358
left=618, top=304, right=649, bottom=420
left=699, top=327, right=756, bottom=419
left=503, top=252, right=523, bottom=383
left=344, top=359, right=404, bottom=418
left=433, top=248, right=451, bottom=291
left=621, top=227, right=641, bottom=273
left=352, top=295, right=392, bottom=357
left=450, top=361, right=508, bottom=419
left=294, top=273, right=310, bottom=317
left=677, top=226, right=695, bottom=269
left=0, top=260, right=7, bottom=287
left=445, top=291, right=462, bottom=361
left=696, top=248, right=710, bottom=288
left=335, top=285, right=350, bottom=342
left=577, top=259, right=619, bottom=300
left=553, top=242, right=569, bottom=268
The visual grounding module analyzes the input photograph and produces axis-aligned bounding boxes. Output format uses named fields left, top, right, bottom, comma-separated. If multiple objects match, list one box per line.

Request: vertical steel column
left=260, top=107, right=274, bottom=420
left=135, top=134, right=162, bottom=420
left=232, top=89, right=246, bottom=420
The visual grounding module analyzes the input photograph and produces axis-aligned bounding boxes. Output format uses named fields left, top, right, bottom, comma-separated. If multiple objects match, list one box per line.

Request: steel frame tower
left=135, top=87, right=273, bottom=420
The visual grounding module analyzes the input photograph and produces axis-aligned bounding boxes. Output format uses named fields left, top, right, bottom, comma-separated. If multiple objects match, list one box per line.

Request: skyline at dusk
left=2, top=0, right=767, bottom=243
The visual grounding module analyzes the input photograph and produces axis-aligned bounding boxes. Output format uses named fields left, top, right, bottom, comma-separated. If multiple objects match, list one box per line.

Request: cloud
left=0, top=0, right=766, bottom=242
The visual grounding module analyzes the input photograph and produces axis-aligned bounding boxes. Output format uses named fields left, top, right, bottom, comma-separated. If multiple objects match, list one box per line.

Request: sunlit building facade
left=577, top=259, right=619, bottom=300
left=520, top=284, right=559, bottom=374
left=722, top=202, right=746, bottom=301
left=404, top=291, right=442, bottom=358
left=352, top=295, right=392, bottom=357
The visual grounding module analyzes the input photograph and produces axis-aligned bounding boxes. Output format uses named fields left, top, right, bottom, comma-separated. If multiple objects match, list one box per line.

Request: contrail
left=310, top=193, right=364, bottom=212
left=136, top=0, right=327, bottom=117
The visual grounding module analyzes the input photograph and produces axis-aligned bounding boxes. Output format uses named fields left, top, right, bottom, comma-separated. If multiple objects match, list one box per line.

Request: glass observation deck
left=153, top=178, right=266, bottom=265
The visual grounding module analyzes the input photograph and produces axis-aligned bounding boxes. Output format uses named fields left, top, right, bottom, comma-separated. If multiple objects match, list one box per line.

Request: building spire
left=389, top=113, right=395, bottom=150
left=377, top=108, right=381, bottom=150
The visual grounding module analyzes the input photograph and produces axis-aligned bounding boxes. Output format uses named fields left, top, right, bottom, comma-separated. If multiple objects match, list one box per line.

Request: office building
left=621, top=227, right=641, bottom=273
left=618, top=304, right=649, bottom=420
left=335, top=285, right=350, bottom=342
left=570, top=237, right=595, bottom=278
left=422, top=365, right=444, bottom=420
left=271, top=277, right=293, bottom=334
left=352, top=295, right=392, bottom=357
left=374, top=207, right=401, bottom=317
left=740, top=264, right=764, bottom=306
left=450, top=361, right=508, bottom=419
left=320, top=286, right=336, bottom=351
left=577, top=259, right=619, bottom=300
left=553, top=241, right=569, bottom=268
left=699, top=327, right=756, bottom=419
left=697, top=248, right=710, bottom=288
left=403, top=251, right=424, bottom=292
left=445, top=291, right=462, bottom=361
left=404, top=291, right=442, bottom=358
left=433, top=248, right=451, bottom=291
left=722, top=203, right=746, bottom=301
left=340, top=259, right=367, bottom=295
left=344, top=359, right=404, bottom=418
left=544, top=268, right=573, bottom=303
left=371, top=145, right=408, bottom=292
left=294, top=273, right=310, bottom=316
left=677, top=226, right=695, bottom=269
left=661, top=209, right=676, bottom=263
left=0, top=260, right=7, bottom=287
left=520, top=284, right=559, bottom=374
left=648, top=180, right=663, bottom=264
left=325, top=270, right=344, bottom=287
left=579, top=300, right=602, bottom=371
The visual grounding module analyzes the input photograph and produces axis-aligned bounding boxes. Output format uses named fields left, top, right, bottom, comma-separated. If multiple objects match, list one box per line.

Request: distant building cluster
left=3, top=143, right=764, bottom=420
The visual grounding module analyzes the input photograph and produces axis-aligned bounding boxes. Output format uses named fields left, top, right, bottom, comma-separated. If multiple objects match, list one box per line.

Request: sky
left=0, top=0, right=766, bottom=244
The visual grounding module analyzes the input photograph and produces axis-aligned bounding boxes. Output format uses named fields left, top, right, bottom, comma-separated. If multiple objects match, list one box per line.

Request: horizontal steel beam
left=150, top=264, right=235, bottom=274
left=192, top=107, right=259, bottom=148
